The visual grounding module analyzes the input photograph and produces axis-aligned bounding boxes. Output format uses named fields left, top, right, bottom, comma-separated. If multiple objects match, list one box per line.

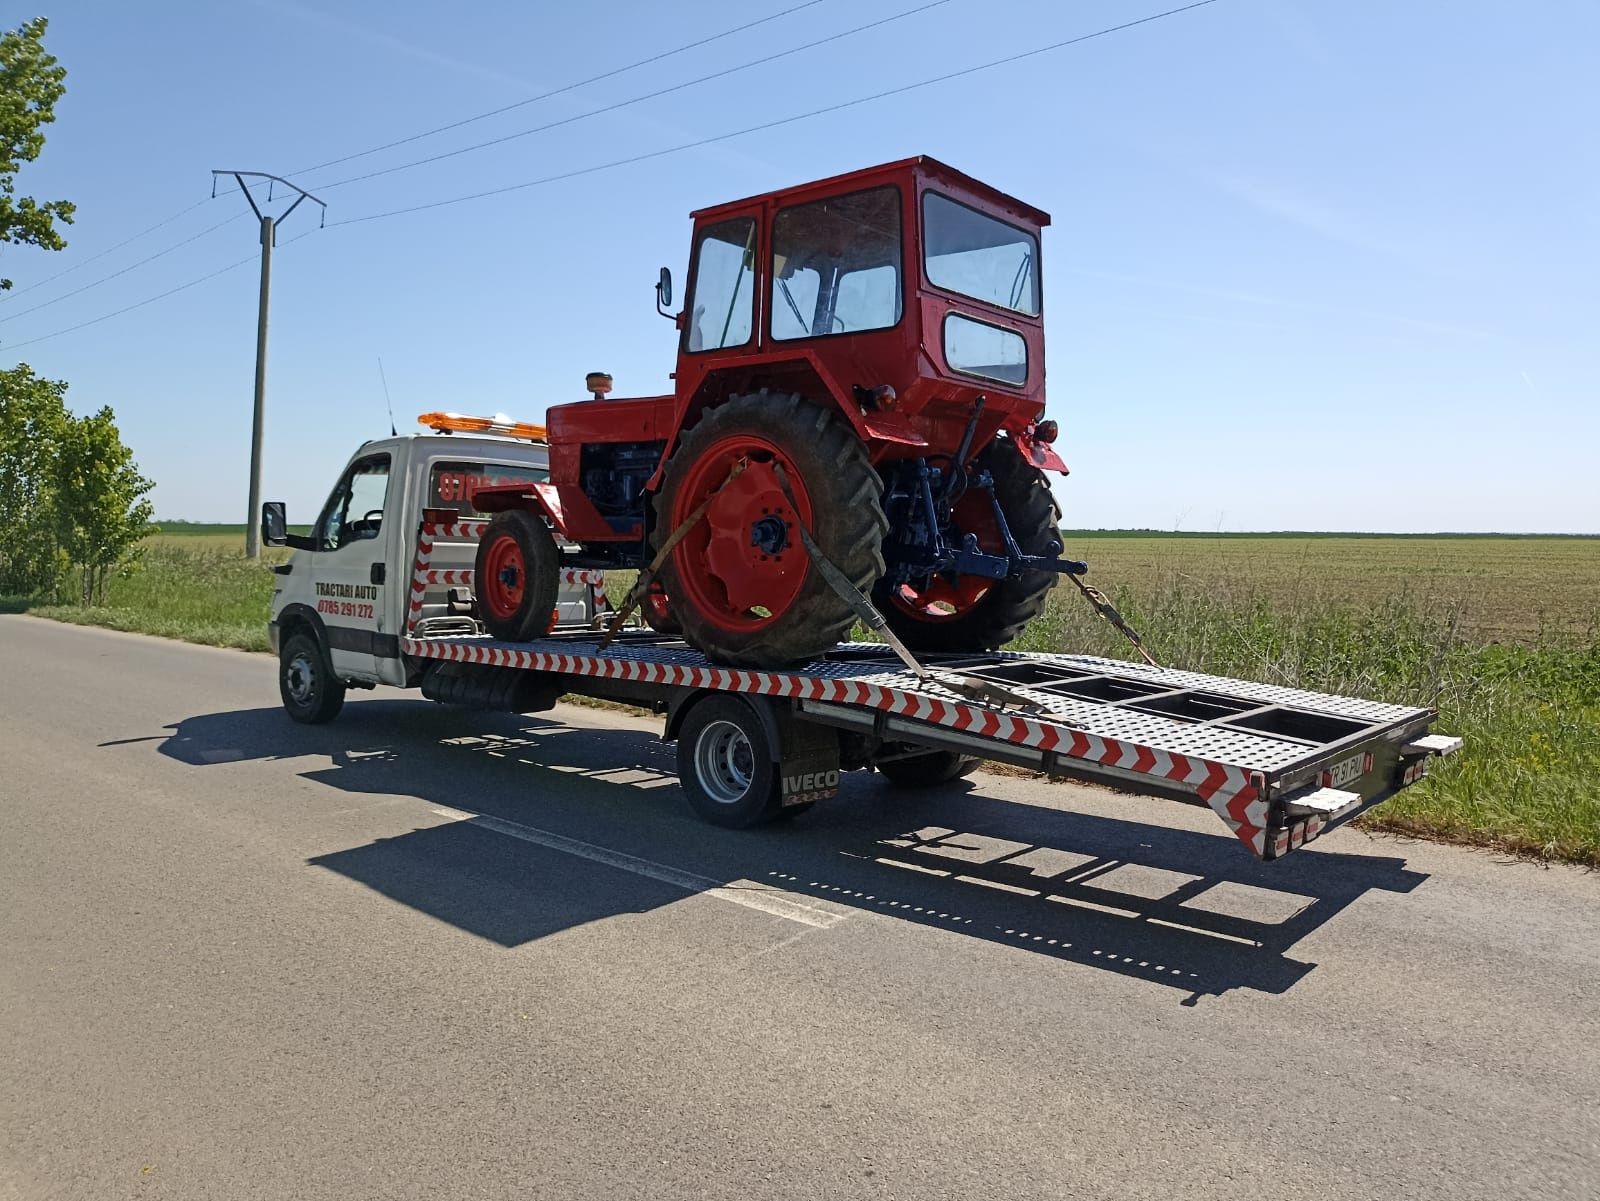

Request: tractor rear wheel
left=474, top=509, right=560, bottom=641
left=876, top=438, right=1061, bottom=653
left=653, top=391, right=886, bottom=667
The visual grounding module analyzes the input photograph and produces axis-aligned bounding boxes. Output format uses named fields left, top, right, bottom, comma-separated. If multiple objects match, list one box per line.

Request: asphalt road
left=2, top=615, right=1597, bottom=1201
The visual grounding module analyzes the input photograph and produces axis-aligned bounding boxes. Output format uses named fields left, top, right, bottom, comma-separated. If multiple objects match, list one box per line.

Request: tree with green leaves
left=0, top=16, right=72, bottom=291
left=0, top=361, right=67, bottom=594
left=54, top=405, right=154, bottom=605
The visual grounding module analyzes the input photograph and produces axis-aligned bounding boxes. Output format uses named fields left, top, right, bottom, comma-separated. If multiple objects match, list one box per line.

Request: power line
left=2, top=255, right=256, bottom=351
left=0, top=212, right=244, bottom=325
left=290, top=0, right=833, bottom=179
left=2, top=229, right=319, bottom=353
left=315, top=0, right=953, bottom=192
left=6, top=1, right=1219, bottom=350
left=0, top=196, right=216, bottom=301
left=332, top=0, right=1220, bottom=228
left=0, top=1, right=844, bottom=319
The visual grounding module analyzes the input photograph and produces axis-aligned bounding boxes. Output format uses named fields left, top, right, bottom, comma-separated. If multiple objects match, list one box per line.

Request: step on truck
left=264, top=414, right=1460, bottom=863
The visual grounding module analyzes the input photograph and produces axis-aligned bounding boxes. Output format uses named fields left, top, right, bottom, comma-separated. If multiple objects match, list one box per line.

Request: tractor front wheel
left=474, top=509, right=560, bottom=641
left=653, top=391, right=887, bottom=667
left=876, top=438, right=1061, bottom=653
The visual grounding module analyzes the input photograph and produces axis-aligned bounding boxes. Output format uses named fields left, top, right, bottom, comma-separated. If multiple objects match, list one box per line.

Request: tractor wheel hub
left=749, top=514, right=789, bottom=555
left=702, top=459, right=801, bottom=615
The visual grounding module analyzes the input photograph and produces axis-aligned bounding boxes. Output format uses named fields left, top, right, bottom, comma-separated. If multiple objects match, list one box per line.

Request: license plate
left=1320, top=751, right=1373, bottom=789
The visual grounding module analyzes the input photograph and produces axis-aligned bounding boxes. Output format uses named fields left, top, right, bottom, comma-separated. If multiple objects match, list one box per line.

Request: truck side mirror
left=261, top=501, right=288, bottom=547
left=655, top=266, right=673, bottom=318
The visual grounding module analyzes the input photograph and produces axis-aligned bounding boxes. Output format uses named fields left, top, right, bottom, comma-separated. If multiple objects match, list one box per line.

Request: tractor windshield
left=922, top=192, right=1040, bottom=316
left=770, top=185, right=902, bottom=341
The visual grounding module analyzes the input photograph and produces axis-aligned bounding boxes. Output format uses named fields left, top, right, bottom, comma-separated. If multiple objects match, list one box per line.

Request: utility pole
left=212, top=171, right=325, bottom=557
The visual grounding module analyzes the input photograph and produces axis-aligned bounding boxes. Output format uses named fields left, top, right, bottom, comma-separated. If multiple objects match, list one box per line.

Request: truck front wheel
left=280, top=631, right=346, bottom=724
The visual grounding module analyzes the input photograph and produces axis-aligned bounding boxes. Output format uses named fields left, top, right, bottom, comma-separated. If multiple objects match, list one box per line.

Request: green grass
left=9, top=532, right=1597, bottom=864
left=9, top=542, right=287, bottom=651
left=1053, top=534, right=1599, bottom=644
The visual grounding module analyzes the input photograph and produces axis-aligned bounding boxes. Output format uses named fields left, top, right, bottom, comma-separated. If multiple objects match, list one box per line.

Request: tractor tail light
left=1033, top=419, right=1059, bottom=444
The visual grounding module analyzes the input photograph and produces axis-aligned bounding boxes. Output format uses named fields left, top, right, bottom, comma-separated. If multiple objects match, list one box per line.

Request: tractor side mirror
left=261, top=501, right=288, bottom=547
left=655, top=266, right=673, bottom=318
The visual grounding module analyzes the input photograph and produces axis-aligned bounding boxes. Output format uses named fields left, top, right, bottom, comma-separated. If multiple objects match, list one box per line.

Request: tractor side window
left=316, top=456, right=390, bottom=551
left=429, top=460, right=548, bottom=517
left=922, top=192, right=1040, bottom=316
left=771, top=185, right=902, bottom=341
left=686, top=218, right=756, bottom=353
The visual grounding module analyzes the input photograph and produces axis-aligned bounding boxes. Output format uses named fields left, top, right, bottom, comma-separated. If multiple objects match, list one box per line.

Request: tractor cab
left=668, top=156, right=1051, bottom=461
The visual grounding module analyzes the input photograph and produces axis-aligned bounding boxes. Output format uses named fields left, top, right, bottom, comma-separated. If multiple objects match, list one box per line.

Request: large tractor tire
left=876, top=437, right=1061, bottom=653
left=474, top=509, right=560, bottom=641
left=653, top=391, right=887, bottom=667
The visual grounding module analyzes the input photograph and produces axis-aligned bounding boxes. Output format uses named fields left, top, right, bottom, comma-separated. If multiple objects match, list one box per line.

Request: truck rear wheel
left=475, top=509, right=560, bottom=641
left=280, top=631, right=346, bottom=724
left=675, top=695, right=788, bottom=827
left=876, top=748, right=979, bottom=788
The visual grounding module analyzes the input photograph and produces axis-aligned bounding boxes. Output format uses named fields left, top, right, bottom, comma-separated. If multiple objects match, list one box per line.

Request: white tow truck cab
left=263, top=414, right=601, bottom=708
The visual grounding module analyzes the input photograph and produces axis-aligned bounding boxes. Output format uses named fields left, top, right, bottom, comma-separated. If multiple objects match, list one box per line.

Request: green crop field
left=1057, top=533, right=1598, bottom=645
left=8, top=525, right=1597, bottom=864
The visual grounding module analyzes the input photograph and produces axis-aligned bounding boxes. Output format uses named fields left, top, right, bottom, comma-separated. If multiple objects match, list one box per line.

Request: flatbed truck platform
left=270, top=483, right=1461, bottom=863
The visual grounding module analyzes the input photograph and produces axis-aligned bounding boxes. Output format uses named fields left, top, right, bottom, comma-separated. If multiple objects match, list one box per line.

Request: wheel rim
left=480, top=533, right=526, bottom=622
left=670, top=434, right=814, bottom=635
left=644, top=581, right=673, bottom=624
left=285, top=651, right=316, bottom=704
left=693, top=719, right=754, bottom=805
left=889, top=486, right=1000, bottom=623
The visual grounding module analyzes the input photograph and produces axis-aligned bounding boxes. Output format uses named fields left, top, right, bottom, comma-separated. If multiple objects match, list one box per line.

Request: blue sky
left=3, top=0, right=1595, bottom=532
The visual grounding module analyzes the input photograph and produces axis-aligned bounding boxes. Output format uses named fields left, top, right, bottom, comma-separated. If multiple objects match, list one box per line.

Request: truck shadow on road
left=146, top=699, right=1429, bottom=1004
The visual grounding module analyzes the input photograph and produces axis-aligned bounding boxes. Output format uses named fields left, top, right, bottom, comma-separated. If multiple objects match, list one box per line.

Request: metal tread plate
left=401, top=633, right=1428, bottom=776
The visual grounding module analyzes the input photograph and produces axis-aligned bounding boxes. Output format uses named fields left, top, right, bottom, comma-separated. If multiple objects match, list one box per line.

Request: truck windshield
left=430, top=461, right=547, bottom=517
left=923, top=192, right=1040, bottom=316
left=771, top=185, right=901, bottom=341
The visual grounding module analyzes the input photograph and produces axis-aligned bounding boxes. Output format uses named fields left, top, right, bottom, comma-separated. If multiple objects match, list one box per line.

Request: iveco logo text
left=783, top=770, right=839, bottom=794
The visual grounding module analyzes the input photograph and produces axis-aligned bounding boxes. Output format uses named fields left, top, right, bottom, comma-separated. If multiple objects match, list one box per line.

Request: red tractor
left=471, top=156, right=1075, bottom=667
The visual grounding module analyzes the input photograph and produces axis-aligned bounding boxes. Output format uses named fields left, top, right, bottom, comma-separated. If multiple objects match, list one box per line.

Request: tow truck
left=264, top=413, right=1460, bottom=862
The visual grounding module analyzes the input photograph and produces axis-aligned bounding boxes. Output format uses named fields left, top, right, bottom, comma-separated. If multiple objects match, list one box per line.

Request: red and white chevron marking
left=398, top=637, right=1269, bottom=856
left=424, top=520, right=489, bottom=541
left=417, top=567, right=606, bottom=589
left=420, top=568, right=475, bottom=587
left=404, top=527, right=437, bottom=636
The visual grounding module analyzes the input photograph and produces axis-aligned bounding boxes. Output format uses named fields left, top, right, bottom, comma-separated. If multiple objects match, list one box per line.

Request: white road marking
left=429, top=808, right=845, bottom=930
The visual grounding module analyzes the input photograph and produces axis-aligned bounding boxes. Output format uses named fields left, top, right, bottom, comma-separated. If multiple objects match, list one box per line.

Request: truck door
left=310, top=453, right=392, bottom=680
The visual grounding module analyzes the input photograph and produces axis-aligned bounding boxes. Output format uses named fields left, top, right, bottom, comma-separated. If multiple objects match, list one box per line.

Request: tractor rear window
left=943, top=314, right=1027, bottom=386
left=923, top=192, right=1040, bottom=316
left=770, top=186, right=902, bottom=341
left=429, top=461, right=547, bottom=517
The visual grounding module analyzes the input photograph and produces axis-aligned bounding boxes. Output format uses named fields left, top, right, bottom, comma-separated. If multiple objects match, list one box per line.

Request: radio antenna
left=377, top=357, right=397, bottom=436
